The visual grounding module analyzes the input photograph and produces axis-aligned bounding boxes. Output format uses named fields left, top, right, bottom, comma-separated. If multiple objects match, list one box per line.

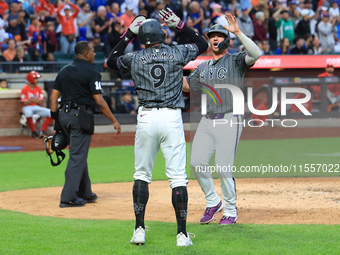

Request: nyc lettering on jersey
left=139, top=51, right=175, bottom=64
left=200, top=68, right=228, bottom=80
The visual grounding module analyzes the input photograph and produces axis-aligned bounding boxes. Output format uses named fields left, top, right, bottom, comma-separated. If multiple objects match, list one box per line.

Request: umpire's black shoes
left=80, top=193, right=98, bottom=203
left=59, top=197, right=86, bottom=208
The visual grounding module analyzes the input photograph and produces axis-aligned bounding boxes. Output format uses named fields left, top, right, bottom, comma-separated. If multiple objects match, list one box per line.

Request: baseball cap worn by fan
left=321, top=12, right=330, bottom=18
left=126, top=4, right=134, bottom=11
left=93, top=33, right=101, bottom=39
left=211, top=3, right=222, bottom=10
left=327, top=64, right=334, bottom=68
left=64, top=4, right=71, bottom=10
left=122, top=90, right=131, bottom=96
left=301, top=9, right=310, bottom=17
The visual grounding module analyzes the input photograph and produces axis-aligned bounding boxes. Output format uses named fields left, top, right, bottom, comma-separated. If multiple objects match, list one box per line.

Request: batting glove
left=128, top=15, right=146, bottom=35
left=159, top=8, right=184, bottom=31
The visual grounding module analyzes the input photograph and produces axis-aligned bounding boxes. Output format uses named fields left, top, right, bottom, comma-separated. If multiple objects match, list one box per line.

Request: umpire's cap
left=207, top=24, right=230, bottom=39
left=138, top=19, right=165, bottom=45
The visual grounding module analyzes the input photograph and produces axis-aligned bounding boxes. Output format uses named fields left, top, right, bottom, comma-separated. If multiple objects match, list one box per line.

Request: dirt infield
left=1, top=126, right=340, bottom=224
left=0, top=178, right=339, bottom=224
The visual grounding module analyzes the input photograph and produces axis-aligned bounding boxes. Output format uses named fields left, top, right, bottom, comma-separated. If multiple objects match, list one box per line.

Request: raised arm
left=70, top=2, right=80, bottom=18
left=273, top=6, right=284, bottom=22
left=223, top=13, right=261, bottom=65
left=106, top=15, right=146, bottom=70
left=159, top=8, right=208, bottom=55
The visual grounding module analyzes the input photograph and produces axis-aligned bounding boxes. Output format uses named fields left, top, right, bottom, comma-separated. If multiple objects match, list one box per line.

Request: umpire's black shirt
left=54, top=58, right=102, bottom=105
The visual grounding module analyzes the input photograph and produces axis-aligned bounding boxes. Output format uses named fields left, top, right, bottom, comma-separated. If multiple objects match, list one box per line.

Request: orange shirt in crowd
left=0, top=1, right=8, bottom=17
left=3, top=48, right=16, bottom=61
left=21, top=85, right=45, bottom=107
left=57, top=3, right=80, bottom=35
left=35, top=0, right=55, bottom=16
left=118, top=13, right=134, bottom=28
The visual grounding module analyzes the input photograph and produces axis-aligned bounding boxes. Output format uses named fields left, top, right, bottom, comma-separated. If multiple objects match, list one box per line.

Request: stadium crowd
left=0, top=0, right=339, bottom=67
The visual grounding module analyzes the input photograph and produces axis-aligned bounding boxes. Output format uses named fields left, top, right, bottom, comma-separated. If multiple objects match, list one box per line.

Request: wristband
left=51, top=111, right=58, bottom=120
left=176, top=20, right=185, bottom=31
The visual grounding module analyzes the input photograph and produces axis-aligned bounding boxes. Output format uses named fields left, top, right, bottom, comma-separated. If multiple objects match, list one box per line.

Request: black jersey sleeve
left=180, top=24, right=208, bottom=55
left=106, top=29, right=136, bottom=70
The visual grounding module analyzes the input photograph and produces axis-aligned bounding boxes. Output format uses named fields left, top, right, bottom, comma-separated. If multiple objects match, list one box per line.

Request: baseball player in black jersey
left=106, top=9, right=208, bottom=246
left=50, top=41, right=121, bottom=208
left=184, top=13, right=262, bottom=225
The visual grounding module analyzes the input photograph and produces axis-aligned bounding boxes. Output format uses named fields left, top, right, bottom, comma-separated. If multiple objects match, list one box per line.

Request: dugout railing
left=0, top=60, right=106, bottom=74
left=6, top=76, right=340, bottom=126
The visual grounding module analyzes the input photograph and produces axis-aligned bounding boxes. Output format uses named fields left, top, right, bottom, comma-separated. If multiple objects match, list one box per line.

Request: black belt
left=60, top=101, right=91, bottom=111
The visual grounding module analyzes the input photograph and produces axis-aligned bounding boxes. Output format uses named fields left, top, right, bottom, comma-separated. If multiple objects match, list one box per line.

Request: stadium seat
left=95, top=51, right=105, bottom=61
left=24, top=54, right=30, bottom=61
left=53, top=52, right=73, bottom=61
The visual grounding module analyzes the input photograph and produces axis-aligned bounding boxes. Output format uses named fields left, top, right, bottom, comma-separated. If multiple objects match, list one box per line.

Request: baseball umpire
left=50, top=41, right=121, bottom=208
left=106, top=9, right=208, bottom=246
left=184, top=13, right=261, bottom=225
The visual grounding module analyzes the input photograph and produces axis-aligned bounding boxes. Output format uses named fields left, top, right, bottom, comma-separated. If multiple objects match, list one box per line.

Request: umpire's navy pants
left=59, top=108, right=93, bottom=202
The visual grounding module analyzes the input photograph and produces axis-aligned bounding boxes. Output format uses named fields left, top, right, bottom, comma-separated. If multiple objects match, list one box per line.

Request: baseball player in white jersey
left=106, top=9, right=208, bottom=246
left=184, top=13, right=262, bottom=225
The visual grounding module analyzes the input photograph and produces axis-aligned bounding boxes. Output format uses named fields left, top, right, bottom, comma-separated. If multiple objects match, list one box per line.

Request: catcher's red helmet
left=27, top=71, right=41, bottom=84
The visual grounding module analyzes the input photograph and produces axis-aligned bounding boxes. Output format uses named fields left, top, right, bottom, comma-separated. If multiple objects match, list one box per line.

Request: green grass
left=0, top=210, right=339, bottom=255
left=0, top=137, right=339, bottom=254
left=0, top=145, right=170, bottom=192
left=234, top=137, right=340, bottom=178
left=190, top=137, right=340, bottom=179
left=1, top=137, right=339, bottom=192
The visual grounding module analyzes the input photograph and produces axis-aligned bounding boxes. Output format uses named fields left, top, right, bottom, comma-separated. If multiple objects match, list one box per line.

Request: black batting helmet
left=44, top=131, right=68, bottom=167
left=207, top=24, right=230, bottom=38
left=51, top=132, right=68, bottom=151
left=138, top=19, right=165, bottom=45
left=207, top=24, right=230, bottom=50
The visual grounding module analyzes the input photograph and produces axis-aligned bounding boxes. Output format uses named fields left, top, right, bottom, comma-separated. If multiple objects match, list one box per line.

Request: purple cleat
left=219, top=216, right=237, bottom=225
left=200, top=201, right=223, bottom=224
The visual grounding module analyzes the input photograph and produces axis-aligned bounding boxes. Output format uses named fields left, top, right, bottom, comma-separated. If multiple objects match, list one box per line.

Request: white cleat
left=176, top=232, right=194, bottom=247
left=130, top=226, right=145, bottom=245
